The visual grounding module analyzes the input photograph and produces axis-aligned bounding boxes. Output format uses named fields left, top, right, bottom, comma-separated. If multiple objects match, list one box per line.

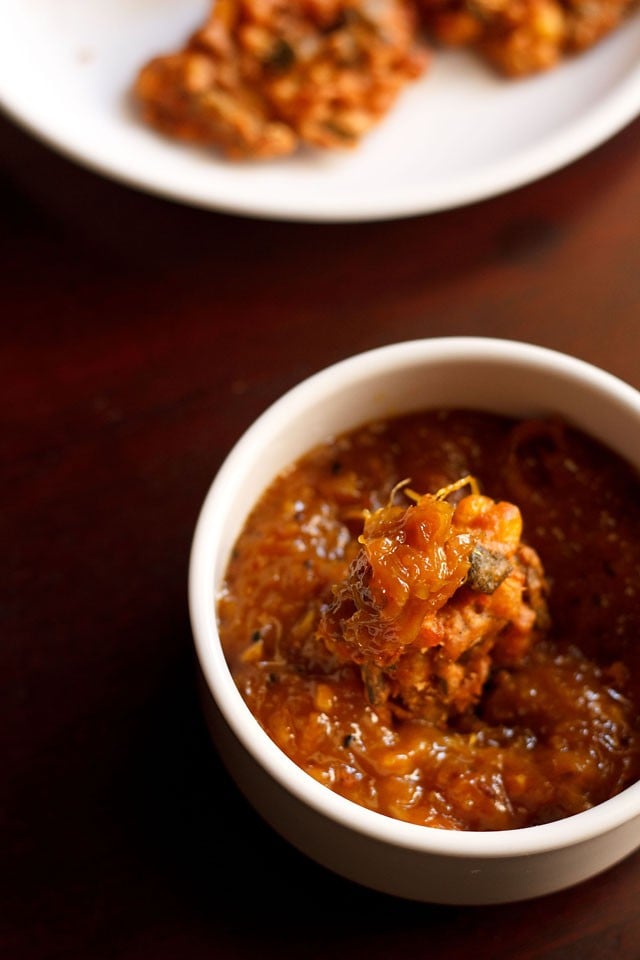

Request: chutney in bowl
left=189, top=337, right=640, bottom=903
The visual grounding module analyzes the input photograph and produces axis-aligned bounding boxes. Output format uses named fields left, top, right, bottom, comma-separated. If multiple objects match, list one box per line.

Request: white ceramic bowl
left=189, top=337, right=640, bottom=904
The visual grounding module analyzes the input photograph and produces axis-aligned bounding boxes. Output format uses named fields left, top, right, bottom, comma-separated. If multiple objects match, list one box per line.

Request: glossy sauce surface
left=218, top=410, right=640, bottom=830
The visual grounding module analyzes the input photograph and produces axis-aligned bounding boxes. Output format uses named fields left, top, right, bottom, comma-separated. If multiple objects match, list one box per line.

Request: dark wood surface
left=3, top=107, right=640, bottom=960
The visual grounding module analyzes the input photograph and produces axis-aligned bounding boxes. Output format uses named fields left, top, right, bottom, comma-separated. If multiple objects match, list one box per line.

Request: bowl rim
left=189, top=336, right=640, bottom=859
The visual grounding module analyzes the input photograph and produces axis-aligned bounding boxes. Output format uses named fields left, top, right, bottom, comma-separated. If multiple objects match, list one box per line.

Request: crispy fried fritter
left=135, top=0, right=428, bottom=159
left=317, top=484, right=549, bottom=720
left=419, top=0, right=638, bottom=76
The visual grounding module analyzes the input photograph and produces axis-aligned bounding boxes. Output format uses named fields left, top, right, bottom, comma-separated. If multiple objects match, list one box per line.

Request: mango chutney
left=217, top=410, right=640, bottom=830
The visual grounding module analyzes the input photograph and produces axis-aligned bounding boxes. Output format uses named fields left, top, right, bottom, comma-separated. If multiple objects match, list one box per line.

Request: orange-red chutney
left=217, top=410, right=640, bottom=830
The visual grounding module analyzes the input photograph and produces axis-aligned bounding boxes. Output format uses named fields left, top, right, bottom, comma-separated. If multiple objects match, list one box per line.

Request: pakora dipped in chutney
left=318, top=479, right=549, bottom=721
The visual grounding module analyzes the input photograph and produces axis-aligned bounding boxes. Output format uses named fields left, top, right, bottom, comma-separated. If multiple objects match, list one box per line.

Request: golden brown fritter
left=135, top=0, right=428, bottom=159
left=317, top=483, right=549, bottom=721
left=419, top=0, right=638, bottom=76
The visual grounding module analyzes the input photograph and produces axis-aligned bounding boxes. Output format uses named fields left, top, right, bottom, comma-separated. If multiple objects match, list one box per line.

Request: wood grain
left=3, top=109, right=640, bottom=960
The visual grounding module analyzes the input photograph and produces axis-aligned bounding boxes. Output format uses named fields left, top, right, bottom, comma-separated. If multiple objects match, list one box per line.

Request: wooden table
left=4, top=107, right=640, bottom=960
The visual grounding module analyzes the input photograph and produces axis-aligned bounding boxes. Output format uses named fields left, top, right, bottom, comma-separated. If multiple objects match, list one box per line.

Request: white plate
left=1, top=0, right=639, bottom=222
